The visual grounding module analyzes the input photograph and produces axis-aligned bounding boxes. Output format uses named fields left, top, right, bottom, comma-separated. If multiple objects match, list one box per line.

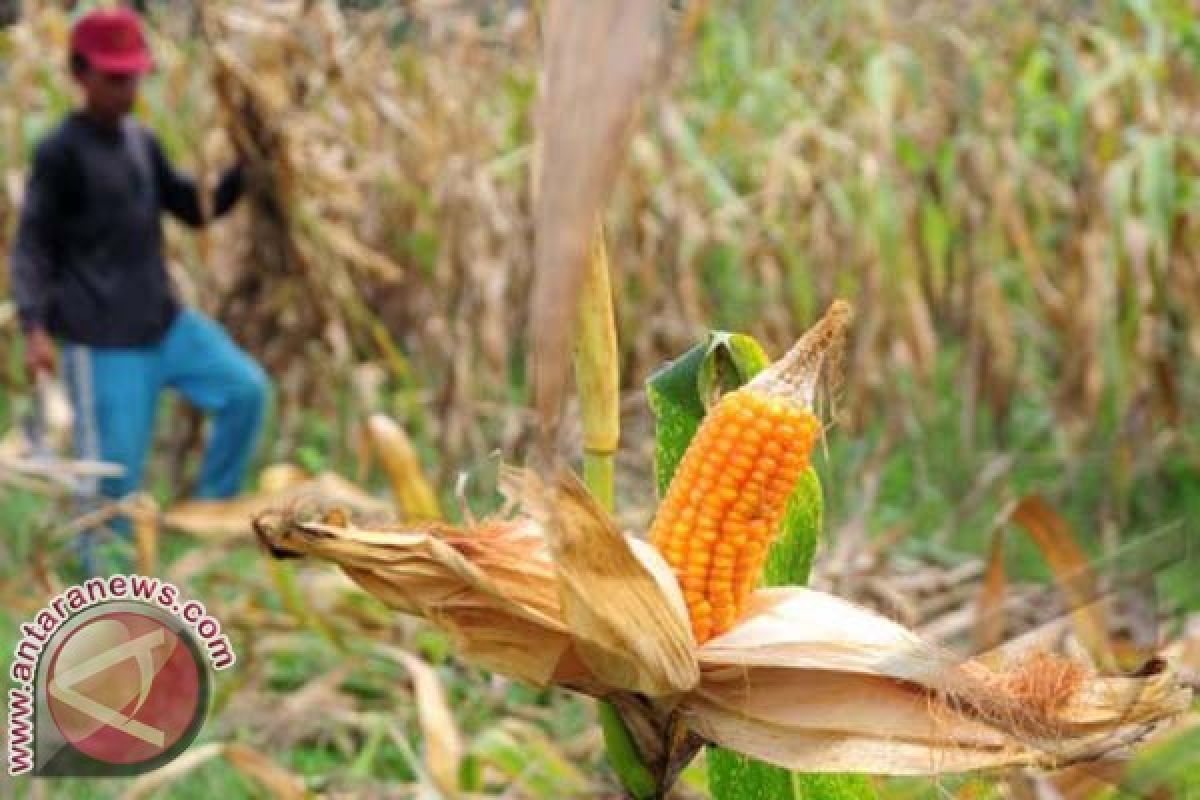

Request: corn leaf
left=647, top=331, right=876, bottom=800
left=975, top=527, right=1008, bottom=655
left=469, top=719, right=590, bottom=799
left=647, top=331, right=769, bottom=496
left=531, top=0, right=662, bottom=452
left=1009, top=496, right=1115, bottom=670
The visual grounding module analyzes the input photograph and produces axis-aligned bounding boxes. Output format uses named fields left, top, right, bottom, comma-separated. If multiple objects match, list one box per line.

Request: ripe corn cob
left=649, top=387, right=821, bottom=642
left=649, top=302, right=847, bottom=643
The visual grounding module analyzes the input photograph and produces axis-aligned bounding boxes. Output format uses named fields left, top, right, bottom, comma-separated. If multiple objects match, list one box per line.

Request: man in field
left=8, top=8, right=269, bottom=574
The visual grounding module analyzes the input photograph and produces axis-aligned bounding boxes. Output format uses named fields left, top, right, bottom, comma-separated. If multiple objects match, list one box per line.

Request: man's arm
left=148, top=133, right=244, bottom=228
left=11, top=139, right=69, bottom=373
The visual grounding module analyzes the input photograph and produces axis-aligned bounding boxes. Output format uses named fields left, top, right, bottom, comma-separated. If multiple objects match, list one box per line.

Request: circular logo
left=44, top=604, right=208, bottom=771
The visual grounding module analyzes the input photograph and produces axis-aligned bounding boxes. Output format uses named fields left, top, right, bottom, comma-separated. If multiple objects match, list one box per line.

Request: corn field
left=1, top=1, right=1196, bottom=462
left=0, top=1, right=1197, bottom=798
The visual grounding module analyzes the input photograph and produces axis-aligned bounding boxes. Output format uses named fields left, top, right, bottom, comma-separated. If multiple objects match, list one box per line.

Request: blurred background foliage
left=1, top=0, right=1198, bottom=797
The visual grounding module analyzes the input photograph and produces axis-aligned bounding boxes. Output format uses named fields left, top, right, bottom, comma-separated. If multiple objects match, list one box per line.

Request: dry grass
left=2, top=2, right=1197, bottom=477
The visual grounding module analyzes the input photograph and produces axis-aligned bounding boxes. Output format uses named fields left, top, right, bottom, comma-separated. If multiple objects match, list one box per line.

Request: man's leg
left=159, top=310, right=270, bottom=499
left=61, top=343, right=160, bottom=575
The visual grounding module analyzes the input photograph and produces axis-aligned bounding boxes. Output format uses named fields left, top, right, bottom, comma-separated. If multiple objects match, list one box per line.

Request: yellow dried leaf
left=122, top=742, right=225, bottom=800
left=1010, top=496, right=1114, bottom=669
left=532, top=0, right=663, bottom=451
left=975, top=527, right=1008, bottom=657
left=258, top=463, right=311, bottom=494
left=372, top=647, right=463, bottom=796
left=166, top=473, right=390, bottom=539
left=364, top=414, right=441, bottom=520
left=574, top=232, right=620, bottom=457
left=127, top=493, right=159, bottom=576
left=223, top=744, right=307, bottom=799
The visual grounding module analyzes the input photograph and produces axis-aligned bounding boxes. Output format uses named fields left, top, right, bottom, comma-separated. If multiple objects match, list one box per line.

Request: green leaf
left=763, top=466, right=822, bottom=588
left=647, top=331, right=876, bottom=800
left=647, top=331, right=769, bottom=496
left=708, top=748, right=793, bottom=800
left=1121, top=722, right=1200, bottom=797
left=470, top=720, right=589, bottom=799
left=919, top=200, right=951, bottom=275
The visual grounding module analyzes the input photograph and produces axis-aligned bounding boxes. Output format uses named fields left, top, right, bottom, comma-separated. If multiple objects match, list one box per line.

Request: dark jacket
left=9, top=112, right=243, bottom=346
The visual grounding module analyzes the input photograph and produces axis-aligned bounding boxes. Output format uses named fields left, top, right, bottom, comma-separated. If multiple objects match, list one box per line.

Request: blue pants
left=62, top=310, right=270, bottom=572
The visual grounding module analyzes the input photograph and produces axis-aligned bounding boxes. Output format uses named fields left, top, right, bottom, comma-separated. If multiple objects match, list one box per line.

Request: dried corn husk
left=258, top=503, right=574, bottom=687
left=689, top=588, right=1188, bottom=773
left=255, top=468, right=1190, bottom=781
left=516, top=466, right=697, bottom=696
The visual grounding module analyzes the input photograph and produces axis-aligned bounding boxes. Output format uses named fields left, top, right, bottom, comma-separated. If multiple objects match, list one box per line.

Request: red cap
left=70, top=8, right=153, bottom=75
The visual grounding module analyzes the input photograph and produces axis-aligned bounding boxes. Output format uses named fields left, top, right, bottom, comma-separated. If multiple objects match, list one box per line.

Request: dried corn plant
left=201, top=1, right=405, bottom=413
left=256, top=306, right=1190, bottom=796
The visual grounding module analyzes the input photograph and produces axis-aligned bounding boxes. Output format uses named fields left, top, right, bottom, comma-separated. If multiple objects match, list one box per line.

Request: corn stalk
left=574, top=230, right=659, bottom=798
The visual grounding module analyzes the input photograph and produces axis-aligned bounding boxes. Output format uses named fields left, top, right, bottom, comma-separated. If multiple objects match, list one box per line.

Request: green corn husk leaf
left=647, top=331, right=876, bottom=800
left=647, top=331, right=769, bottom=494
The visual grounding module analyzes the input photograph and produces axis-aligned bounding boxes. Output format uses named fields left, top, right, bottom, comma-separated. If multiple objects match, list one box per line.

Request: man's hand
left=24, top=326, right=56, bottom=378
